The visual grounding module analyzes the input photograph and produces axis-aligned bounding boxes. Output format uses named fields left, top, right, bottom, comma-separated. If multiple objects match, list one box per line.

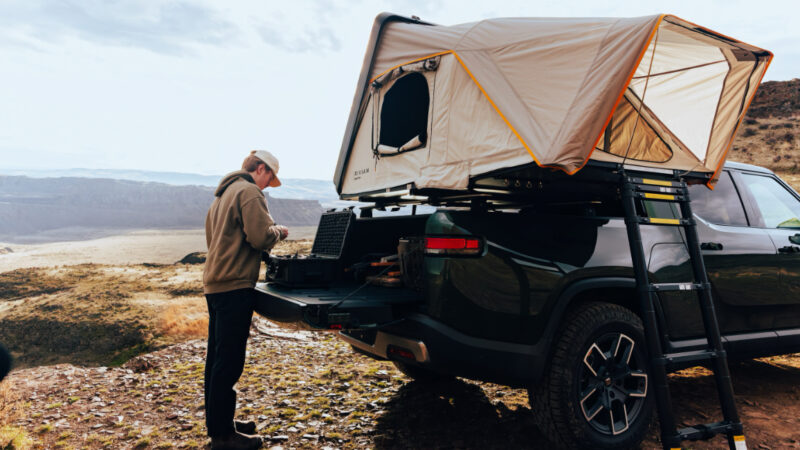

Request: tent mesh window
left=379, top=72, right=429, bottom=150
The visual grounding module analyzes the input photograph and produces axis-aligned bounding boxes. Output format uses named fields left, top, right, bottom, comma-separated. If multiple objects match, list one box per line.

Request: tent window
left=379, top=72, right=429, bottom=151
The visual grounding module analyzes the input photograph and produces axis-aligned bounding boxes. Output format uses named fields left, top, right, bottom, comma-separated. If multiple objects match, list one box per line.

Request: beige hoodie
left=203, top=170, right=282, bottom=294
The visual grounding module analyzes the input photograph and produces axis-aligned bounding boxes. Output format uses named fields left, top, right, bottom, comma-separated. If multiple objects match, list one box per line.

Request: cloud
left=255, top=0, right=345, bottom=54
left=257, top=24, right=341, bottom=53
left=0, top=0, right=238, bottom=55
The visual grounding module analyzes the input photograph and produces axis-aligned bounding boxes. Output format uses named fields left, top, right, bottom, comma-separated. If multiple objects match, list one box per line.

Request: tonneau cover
left=335, top=13, right=772, bottom=196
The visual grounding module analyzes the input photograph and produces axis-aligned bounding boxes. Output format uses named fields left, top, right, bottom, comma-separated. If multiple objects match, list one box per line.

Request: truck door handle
left=701, top=242, right=723, bottom=251
left=779, top=246, right=800, bottom=253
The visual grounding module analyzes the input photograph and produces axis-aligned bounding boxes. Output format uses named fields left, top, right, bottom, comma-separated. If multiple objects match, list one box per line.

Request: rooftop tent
left=334, top=14, right=772, bottom=198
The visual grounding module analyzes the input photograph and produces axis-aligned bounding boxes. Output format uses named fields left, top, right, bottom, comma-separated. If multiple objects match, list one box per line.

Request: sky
left=1, top=0, right=798, bottom=181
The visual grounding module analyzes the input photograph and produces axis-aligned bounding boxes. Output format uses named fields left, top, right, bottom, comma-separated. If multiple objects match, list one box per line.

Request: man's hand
left=276, top=225, right=289, bottom=241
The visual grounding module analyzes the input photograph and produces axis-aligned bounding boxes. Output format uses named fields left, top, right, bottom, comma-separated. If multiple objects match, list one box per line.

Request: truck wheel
left=392, top=361, right=455, bottom=383
left=529, top=302, right=653, bottom=449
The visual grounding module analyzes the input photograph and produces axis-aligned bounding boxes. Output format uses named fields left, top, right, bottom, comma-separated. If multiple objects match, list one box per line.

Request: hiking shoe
left=210, top=431, right=262, bottom=449
left=235, top=420, right=257, bottom=435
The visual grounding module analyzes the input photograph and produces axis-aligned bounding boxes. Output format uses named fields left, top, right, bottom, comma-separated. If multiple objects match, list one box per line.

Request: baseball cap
left=250, top=150, right=281, bottom=187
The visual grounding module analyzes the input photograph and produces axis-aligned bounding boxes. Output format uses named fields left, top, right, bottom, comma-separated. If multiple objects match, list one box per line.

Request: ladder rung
left=675, top=421, right=739, bottom=441
left=656, top=349, right=725, bottom=367
left=650, top=282, right=704, bottom=292
left=633, top=217, right=693, bottom=226
left=633, top=191, right=688, bottom=202
left=626, top=176, right=687, bottom=189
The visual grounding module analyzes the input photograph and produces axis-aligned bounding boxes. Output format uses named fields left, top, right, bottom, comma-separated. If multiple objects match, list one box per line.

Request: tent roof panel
left=334, top=13, right=772, bottom=196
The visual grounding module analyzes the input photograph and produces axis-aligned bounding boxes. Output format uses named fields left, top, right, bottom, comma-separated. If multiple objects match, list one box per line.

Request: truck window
left=739, top=173, right=800, bottom=229
left=688, top=171, right=748, bottom=226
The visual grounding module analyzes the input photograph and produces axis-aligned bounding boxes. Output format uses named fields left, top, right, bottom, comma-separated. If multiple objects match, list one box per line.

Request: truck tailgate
left=254, top=282, right=422, bottom=330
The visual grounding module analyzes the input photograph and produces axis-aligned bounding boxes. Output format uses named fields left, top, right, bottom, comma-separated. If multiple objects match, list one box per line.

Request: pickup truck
left=255, top=160, right=800, bottom=448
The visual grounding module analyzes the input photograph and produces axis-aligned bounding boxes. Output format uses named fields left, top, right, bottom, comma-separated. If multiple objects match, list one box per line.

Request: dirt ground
left=2, top=319, right=799, bottom=449
left=1, top=231, right=799, bottom=449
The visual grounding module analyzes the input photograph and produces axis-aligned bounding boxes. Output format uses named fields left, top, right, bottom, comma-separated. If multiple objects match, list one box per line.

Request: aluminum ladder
left=620, top=174, right=747, bottom=450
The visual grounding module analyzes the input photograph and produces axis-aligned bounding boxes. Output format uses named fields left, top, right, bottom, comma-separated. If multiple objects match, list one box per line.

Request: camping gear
left=266, top=210, right=355, bottom=286
left=335, top=14, right=772, bottom=198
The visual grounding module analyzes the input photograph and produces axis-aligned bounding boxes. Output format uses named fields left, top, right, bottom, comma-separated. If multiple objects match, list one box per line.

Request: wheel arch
left=531, top=277, right=650, bottom=384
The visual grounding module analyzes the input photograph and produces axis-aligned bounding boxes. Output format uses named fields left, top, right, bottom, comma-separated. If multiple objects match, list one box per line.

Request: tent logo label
left=353, top=167, right=370, bottom=179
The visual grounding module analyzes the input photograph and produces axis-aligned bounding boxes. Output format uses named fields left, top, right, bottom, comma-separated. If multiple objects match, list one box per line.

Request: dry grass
left=0, top=239, right=311, bottom=368
left=158, top=304, right=208, bottom=339
left=0, top=381, right=30, bottom=450
left=0, top=381, right=21, bottom=425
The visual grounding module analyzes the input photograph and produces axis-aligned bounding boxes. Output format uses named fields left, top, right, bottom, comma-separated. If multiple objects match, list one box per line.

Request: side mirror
left=791, top=234, right=800, bottom=245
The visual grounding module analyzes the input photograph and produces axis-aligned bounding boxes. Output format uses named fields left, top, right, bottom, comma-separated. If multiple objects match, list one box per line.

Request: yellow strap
left=648, top=218, right=681, bottom=225
left=734, top=435, right=746, bottom=441
left=642, top=178, right=673, bottom=187
left=644, top=193, right=676, bottom=201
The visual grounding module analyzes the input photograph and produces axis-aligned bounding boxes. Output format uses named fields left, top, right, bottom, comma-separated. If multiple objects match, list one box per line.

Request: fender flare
left=529, top=277, right=639, bottom=384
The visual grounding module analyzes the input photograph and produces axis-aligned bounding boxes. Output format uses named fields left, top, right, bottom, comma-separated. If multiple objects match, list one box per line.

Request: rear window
left=688, top=171, right=748, bottom=226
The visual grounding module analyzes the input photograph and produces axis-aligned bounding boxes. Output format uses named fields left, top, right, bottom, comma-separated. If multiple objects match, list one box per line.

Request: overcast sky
left=1, top=0, right=797, bottom=181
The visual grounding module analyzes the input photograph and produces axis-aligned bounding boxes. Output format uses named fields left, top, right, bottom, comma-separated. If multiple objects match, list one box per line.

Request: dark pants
left=204, top=288, right=256, bottom=438
left=0, top=343, right=11, bottom=382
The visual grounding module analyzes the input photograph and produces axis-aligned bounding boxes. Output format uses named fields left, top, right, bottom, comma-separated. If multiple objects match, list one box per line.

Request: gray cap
left=250, top=150, right=281, bottom=187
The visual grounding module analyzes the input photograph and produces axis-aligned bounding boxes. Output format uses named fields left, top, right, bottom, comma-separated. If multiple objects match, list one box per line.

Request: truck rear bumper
left=340, top=329, right=430, bottom=362
left=342, top=313, right=550, bottom=388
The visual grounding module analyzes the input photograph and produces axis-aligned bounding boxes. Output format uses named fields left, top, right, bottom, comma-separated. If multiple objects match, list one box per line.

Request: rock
left=287, top=427, right=298, bottom=433
left=270, top=435, right=290, bottom=441
left=124, top=356, right=155, bottom=373
left=179, top=252, right=207, bottom=264
left=302, top=434, right=319, bottom=440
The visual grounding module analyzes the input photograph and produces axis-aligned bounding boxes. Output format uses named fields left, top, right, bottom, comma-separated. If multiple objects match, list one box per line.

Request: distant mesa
left=0, top=247, right=13, bottom=255
left=0, top=176, right=323, bottom=243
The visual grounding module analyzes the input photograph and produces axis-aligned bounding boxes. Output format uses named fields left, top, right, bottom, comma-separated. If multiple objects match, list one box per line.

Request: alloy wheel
left=577, top=332, right=648, bottom=436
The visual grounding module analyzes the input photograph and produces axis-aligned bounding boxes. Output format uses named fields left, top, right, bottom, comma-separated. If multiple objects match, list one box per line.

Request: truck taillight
left=424, top=236, right=483, bottom=256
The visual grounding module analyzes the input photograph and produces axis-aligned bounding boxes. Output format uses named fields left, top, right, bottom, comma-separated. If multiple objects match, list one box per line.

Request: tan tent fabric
left=338, top=14, right=771, bottom=196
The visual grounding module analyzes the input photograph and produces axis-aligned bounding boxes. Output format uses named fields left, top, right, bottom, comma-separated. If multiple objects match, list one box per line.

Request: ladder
left=620, top=174, right=747, bottom=450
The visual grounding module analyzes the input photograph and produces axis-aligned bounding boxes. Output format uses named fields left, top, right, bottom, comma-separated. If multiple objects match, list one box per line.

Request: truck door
left=735, top=171, right=800, bottom=331
left=681, top=171, right=778, bottom=336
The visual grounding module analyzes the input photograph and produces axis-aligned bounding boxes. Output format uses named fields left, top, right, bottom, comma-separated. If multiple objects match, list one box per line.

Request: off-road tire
left=529, top=302, right=653, bottom=449
left=392, top=361, right=455, bottom=383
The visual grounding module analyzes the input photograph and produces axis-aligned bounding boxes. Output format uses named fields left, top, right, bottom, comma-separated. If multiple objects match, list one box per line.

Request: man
left=203, top=150, right=288, bottom=449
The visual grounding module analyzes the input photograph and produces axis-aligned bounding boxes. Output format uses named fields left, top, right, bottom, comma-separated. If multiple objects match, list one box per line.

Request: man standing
left=203, top=150, right=288, bottom=449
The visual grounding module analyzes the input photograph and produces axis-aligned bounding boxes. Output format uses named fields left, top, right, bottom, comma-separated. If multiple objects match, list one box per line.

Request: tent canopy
left=335, top=13, right=771, bottom=197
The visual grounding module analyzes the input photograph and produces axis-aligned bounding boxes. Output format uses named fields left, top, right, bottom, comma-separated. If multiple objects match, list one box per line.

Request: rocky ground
left=2, top=318, right=799, bottom=449
left=2, top=234, right=800, bottom=449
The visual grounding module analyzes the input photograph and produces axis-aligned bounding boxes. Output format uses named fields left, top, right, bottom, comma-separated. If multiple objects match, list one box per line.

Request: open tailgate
left=254, top=282, right=422, bottom=330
